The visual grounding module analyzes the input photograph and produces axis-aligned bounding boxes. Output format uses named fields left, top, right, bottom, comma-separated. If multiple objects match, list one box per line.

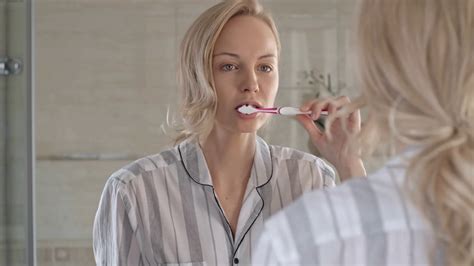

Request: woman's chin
left=236, top=123, right=263, bottom=134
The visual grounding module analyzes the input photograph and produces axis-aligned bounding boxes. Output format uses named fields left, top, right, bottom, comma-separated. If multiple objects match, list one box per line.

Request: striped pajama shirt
left=253, top=148, right=442, bottom=266
left=93, top=136, right=335, bottom=265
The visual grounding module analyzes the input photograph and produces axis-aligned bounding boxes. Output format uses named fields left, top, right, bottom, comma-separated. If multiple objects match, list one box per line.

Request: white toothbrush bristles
left=237, top=105, right=258, bottom=115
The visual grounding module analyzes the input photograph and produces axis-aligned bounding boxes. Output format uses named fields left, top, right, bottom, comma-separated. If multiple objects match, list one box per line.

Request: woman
left=254, top=0, right=473, bottom=265
left=93, top=0, right=365, bottom=265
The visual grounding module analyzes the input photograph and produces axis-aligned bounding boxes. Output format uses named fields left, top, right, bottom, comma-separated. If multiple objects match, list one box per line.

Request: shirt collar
left=252, top=136, right=273, bottom=187
left=178, top=136, right=273, bottom=188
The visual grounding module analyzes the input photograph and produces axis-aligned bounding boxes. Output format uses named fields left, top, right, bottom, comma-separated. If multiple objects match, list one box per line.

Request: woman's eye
left=258, top=65, right=273, bottom=73
left=221, top=64, right=237, bottom=72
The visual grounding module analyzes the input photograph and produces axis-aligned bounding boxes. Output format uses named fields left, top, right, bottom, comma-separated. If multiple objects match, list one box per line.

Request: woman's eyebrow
left=213, top=52, right=276, bottom=59
left=213, top=52, right=239, bottom=58
left=258, top=54, right=276, bottom=59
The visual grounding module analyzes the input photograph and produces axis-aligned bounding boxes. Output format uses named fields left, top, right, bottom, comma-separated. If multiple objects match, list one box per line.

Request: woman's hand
left=296, top=96, right=366, bottom=182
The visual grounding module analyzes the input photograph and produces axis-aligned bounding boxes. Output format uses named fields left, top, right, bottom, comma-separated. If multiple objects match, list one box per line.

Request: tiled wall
left=35, top=1, right=366, bottom=265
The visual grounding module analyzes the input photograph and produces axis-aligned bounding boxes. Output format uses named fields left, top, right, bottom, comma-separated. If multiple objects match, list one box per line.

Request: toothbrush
left=237, top=104, right=328, bottom=116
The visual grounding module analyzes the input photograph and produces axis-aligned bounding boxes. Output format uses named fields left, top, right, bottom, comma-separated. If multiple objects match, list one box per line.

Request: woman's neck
left=200, top=129, right=257, bottom=236
left=200, top=129, right=256, bottom=186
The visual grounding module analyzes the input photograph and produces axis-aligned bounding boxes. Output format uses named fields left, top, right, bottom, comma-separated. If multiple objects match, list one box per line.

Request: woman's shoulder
left=269, top=144, right=323, bottom=163
left=263, top=175, right=393, bottom=250
left=268, top=161, right=421, bottom=243
left=269, top=144, right=334, bottom=174
left=105, top=145, right=182, bottom=186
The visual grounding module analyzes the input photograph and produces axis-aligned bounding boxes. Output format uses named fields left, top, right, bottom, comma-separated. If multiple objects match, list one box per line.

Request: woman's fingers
left=300, top=98, right=330, bottom=120
left=325, top=96, right=350, bottom=116
left=301, top=96, right=353, bottom=120
left=295, top=114, right=324, bottom=145
left=298, top=96, right=361, bottom=137
left=348, top=108, right=361, bottom=132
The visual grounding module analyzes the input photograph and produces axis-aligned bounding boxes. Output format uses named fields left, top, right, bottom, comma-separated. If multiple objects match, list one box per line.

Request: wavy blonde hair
left=173, top=0, right=280, bottom=143
left=328, top=0, right=473, bottom=265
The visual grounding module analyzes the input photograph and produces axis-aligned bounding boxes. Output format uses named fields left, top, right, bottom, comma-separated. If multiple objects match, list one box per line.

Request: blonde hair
left=327, top=0, right=473, bottom=265
left=173, top=0, right=280, bottom=143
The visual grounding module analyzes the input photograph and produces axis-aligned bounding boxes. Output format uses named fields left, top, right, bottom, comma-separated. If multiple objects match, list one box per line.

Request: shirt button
left=233, top=257, right=239, bottom=264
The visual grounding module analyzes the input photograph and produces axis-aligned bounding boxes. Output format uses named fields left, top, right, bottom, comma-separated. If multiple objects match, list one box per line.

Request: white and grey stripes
left=93, top=136, right=335, bottom=265
left=253, top=148, right=442, bottom=266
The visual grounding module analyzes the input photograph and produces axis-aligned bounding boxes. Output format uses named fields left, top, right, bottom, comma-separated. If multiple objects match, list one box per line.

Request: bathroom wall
left=35, top=1, right=364, bottom=265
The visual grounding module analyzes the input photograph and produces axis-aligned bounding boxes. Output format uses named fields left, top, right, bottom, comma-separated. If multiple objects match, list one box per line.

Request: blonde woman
left=93, top=0, right=365, bottom=265
left=254, top=0, right=474, bottom=265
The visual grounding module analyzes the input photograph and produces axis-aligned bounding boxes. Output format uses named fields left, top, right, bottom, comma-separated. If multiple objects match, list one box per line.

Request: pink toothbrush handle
left=277, top=107, right=328, bottom=116
left=256, top=106, right=328, bottom=116
left=256, top=107, right=279, bottom=114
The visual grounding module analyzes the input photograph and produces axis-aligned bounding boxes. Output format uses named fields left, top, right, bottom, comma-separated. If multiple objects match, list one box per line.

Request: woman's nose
left=240, top=69, right=259, bottom=93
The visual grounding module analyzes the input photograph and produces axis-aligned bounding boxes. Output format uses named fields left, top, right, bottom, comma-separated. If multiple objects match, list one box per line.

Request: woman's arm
left=93, top=177, right=141, bottom=266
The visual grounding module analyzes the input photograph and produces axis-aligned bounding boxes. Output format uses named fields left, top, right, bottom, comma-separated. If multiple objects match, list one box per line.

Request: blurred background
left=1, top=0, right=386, bottom=265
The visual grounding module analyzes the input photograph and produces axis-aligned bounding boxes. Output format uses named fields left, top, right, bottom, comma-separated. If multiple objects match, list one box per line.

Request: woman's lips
left=235, top=102, right=262, bottom=110
left=237, top=110, right=258, bottom=119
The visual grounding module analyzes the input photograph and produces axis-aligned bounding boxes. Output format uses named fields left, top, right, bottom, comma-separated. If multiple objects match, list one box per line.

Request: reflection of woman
left=254, top=0, right=474, bottom=265
left=93, top=0, right=364, bottom=265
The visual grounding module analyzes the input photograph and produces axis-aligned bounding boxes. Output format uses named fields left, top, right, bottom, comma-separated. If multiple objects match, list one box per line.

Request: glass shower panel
left=0, top=0, right=6, bottom=264
left=2, top=0, right=34, bottom=265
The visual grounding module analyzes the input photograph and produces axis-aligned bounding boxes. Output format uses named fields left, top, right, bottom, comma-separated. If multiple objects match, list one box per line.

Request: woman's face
left=212, top=15, right=279, bottom=134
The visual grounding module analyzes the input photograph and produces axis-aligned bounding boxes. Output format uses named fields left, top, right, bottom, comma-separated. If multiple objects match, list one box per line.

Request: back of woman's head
left=174, top=0, right=280, bottom=143
left=355, top=0, right=473, bottom=265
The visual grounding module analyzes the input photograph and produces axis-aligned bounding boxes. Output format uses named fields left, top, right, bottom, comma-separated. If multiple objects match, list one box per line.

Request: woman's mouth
left=235, top=103, right=261, bottom=119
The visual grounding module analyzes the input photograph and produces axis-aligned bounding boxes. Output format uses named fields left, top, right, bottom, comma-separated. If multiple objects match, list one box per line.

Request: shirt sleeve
left=93, top=175, right=141, bottom=266
left=315, top=159, right=337, bottom=188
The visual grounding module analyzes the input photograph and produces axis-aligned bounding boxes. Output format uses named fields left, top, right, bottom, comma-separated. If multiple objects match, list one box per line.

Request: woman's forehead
left=213, top=16, right=278, bottom=58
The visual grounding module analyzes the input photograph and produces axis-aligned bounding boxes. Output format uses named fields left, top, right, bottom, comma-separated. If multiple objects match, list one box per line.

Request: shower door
left=0, top=0, right=34, bottom=265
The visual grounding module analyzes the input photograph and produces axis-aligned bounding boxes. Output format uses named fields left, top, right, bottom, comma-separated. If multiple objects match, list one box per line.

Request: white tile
left=36, top=160, right=129, bottom=240
left=36, top=2, right=179, bottom=155
left=36, top=99, right=176, bottom=156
